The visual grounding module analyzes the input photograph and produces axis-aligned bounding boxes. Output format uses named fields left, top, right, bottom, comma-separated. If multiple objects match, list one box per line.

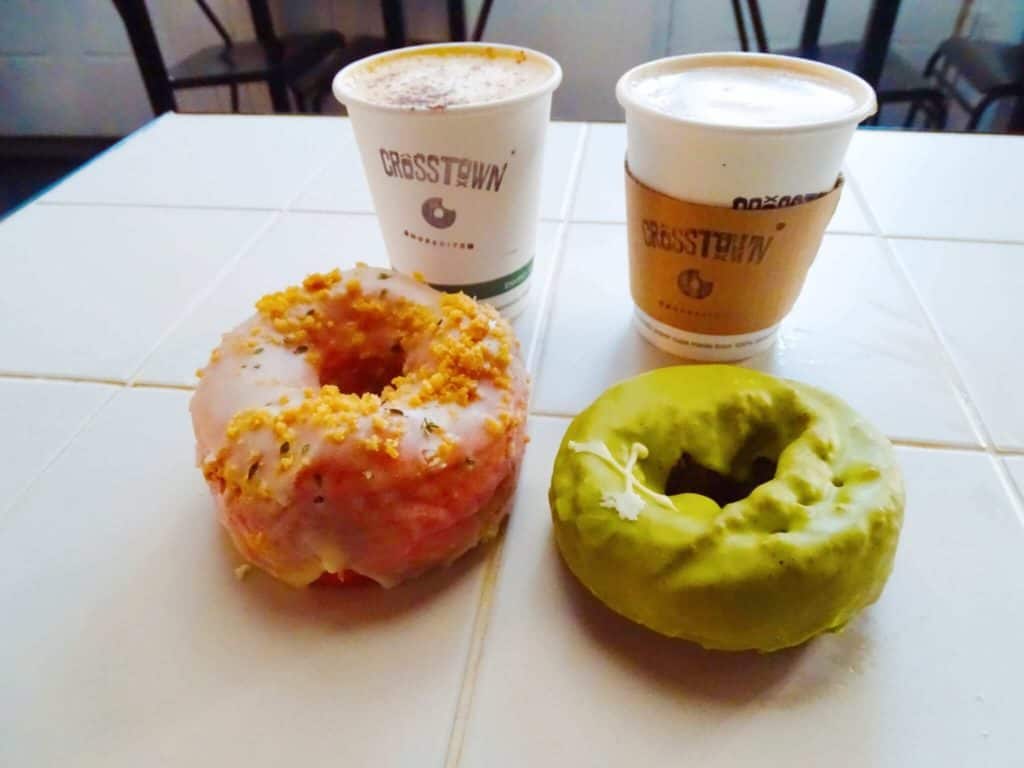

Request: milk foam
left=345, top=47, right=553, bottom=110
left=631, top=65, right=859, bottom=127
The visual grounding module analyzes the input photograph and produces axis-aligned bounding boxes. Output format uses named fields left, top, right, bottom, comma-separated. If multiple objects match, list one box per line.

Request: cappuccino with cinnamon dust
left=335, top=44, right=561, bottom=318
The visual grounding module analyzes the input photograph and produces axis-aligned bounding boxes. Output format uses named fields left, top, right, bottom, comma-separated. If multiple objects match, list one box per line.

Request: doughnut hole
left=313, top=570, right=377, bottom=587
left=312, top=300, right=421, bottom=395
left=665, top=452, right=776, bottom=506
left=661, top=399, right=811, bottom=510
left=318, top=346, right=406, bottom=395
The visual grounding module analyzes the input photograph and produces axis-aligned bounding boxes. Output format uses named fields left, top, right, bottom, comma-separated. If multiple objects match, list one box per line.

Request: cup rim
left=616, top=52, right=878, bottom=134
left=333, top=42, right=562, bottom=115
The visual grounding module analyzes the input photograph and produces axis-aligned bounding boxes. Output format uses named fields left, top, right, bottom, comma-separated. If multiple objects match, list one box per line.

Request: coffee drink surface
left=630, top=64, right=860, bottom=128
left=343, top=46, right=554, bottom=110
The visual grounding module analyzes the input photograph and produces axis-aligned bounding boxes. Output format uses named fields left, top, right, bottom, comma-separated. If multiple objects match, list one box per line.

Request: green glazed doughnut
left=549, top=365, right=904, bottom=652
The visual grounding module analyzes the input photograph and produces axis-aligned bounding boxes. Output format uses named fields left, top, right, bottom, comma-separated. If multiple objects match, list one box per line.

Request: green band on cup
left=429, top=259, right=533, bottom=300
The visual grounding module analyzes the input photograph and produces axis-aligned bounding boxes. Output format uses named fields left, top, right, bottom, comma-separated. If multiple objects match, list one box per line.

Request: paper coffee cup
left=616, top=52, right=876, bottom=360
left=334, top=43, right=562, bottom=318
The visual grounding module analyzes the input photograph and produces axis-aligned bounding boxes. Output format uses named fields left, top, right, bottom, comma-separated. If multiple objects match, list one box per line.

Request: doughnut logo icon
left=678, top=269, right=713, bottom=299
left=421, top=196, right=456, bottom=229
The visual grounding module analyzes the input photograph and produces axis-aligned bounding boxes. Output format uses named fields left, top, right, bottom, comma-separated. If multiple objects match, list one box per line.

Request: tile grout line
left=5, top=371, right=1014, bottom=457
left=845, top=173, right=987, bottom=444
left=884, top=232, right=1024, bottom=247
left=123, top=210, right=283, bottom=387
left=1, top=112, right=174, bottom=223
left=556, top=124, right=588, bottom=222
left=0, top=371, right=126, bottom=387
left=894, top=248, right=1024, bottom=524
left=0, top=385, right=122, bottom=526
left=527, top=408, right=576, bottom=421
left=9, top=372, right=1016, bottom=455
left=125, top=153, right=332, bottom=387
left=0, top=380, right=194, bottom=524
left=124, top=380, right=197, bottom=393
left=275, top=206, right=374, bottom=216
left=281, top=147, right=346, bottom=213
left=889, top=438, right=987, bottom=453
left=442, top=123, right=591, bottom=768
left=846, top=173, right=1024, bottom=527
left=888, top=439, right=991, bottom=454
left=0, top=371, right=198, bottom=393
left=36, top=199, right=280, bottom=214
left=527, top=126, right=591, bottom=375
left=0, top=157, right=327, bottom=527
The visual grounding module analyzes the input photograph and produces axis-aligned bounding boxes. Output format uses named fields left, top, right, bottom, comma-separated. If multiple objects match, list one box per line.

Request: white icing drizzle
left=568, top=439, right=675, bottom=521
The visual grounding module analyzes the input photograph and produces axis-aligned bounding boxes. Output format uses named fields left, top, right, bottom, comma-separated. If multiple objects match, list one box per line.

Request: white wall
left=0, top=0, right=462, bottom=136
left=478, top=0, right=673, bottom=124
left=0, top=0, right=150, bottom=134
left=2, top=0, right=1022, bottom=135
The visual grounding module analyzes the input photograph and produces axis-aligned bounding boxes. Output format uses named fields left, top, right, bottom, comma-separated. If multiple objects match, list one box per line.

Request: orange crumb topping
left=202, top=269, right=519, bottom=498
left=389, top=293, right=514, bottom=408
left=484, top=410, right=520, bottom=437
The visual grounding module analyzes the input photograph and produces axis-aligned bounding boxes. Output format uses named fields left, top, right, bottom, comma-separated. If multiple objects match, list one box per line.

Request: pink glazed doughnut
left=190, top=266, right=528, bottom=587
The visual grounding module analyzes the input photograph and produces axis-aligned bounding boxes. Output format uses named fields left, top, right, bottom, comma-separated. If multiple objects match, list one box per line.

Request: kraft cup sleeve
left=625, top=163, right=843, bottom=336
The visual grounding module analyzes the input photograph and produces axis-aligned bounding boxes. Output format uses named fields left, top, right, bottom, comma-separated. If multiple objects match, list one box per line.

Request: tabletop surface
left=2, top=113, right=1023, bottom=767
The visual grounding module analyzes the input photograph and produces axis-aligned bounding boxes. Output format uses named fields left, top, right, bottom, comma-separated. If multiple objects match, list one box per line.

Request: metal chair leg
left=267, top=76, right=291, bottom=112
left=472, top=0, right=494, bottom=41
left=447, top=0, right=466, bottom=41
left=923, top=46, right=943, bottom=77
left=731, top=0, right=750, bottom=52
left=967, top=91, right=1023, bottom=131
left=111, top=0, right=176, bottom=115
left=746, top=0, right=770, bottom=53
left=381, top=0, right=406, bottom=48
left=903, top=102, right=919, bottom=128
left=905, top=100, right=921, bottom=128
left=1010, top=93, right=1024, bottom=133
left=968, top=93, right=1002, bottom=130
left=932, top=97, right=949, bottom=130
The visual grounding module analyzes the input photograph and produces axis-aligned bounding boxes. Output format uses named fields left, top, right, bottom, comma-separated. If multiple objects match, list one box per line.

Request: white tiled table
left=3, top=113, right=1023, bottom=767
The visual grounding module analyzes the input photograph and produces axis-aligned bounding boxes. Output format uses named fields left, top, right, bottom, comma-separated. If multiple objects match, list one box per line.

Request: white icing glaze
left=568, top=439, right=674, bottom=521
left=191, top=266, right=529, bottom=586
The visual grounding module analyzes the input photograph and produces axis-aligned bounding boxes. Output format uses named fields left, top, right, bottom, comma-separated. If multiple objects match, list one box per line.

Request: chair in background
left=366, top=0, right=495, bottom=51
left=114, top=0, right=499, bottom=117
left=112, top=0, right=345, bottom=115
left=378, top=0, right=495, bottom=45
left=912, top=38, right=1024, bottom=131
left=733, top=0, right=948, bottom=129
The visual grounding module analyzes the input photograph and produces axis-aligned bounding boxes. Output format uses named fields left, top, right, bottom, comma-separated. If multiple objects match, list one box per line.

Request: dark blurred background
left=3, top=0, right=1023, bottom=214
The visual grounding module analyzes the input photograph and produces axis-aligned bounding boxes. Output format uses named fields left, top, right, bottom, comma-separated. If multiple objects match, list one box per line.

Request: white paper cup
left=616, top=52, right=876, bottom=359
left=334, top=43, right=562, bottom=318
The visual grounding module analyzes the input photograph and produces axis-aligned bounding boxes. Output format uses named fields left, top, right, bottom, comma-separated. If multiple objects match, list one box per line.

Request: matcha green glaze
left=549, top=365, right=904, bottom=652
